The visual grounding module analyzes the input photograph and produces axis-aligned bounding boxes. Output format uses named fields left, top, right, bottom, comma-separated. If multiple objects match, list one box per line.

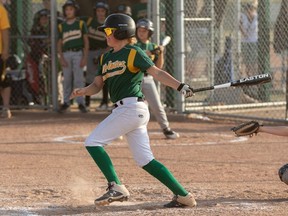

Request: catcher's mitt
left=231, top=121, right=262, bottom=137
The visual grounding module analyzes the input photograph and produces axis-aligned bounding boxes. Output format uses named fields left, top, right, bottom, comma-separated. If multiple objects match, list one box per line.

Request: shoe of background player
left=96, top=103, right=108, bottom=111
left=58, top=103, right=70, bottom=113
left=78, top=104, right=88, bottom=113
left=94, top=181, right=130, bottom=206
left=163, top=128, right=180, bottom=139
left=164, top=193, right=197, bottom=208
left=1, top=108, right=12, bottom=119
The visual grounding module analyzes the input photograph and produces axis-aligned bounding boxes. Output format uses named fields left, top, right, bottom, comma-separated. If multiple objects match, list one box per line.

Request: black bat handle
left=190, top=86, right=214, bottom=93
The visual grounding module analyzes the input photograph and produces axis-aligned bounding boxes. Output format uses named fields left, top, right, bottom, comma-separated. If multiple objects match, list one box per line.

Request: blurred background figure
left=240, top=3, right=259, bottom=101
left=57, top=0, right=89, bottom=113
left=0, top=0, right=12, bottom=118
left=135, top=18, right=179, bottom=139
left=132, top=0, right=148, bottom=22
left=115, top=4, right=132, bottom=16
left=81, top=1, right=110, bottom=111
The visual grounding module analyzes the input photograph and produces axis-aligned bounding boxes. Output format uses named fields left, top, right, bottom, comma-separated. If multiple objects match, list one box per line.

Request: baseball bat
left=192, top=73, right=272, bottom=93
left=151, top=36, right=171, bottom=55
left=161, top=36, right=171, bottom=46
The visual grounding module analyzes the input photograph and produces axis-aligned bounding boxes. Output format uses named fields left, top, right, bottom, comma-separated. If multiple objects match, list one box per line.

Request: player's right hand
left=70, top=88, right=86, bottom=99
left=60, top=57, right=68, bottom=68
left=177, top=83, right=194, bottom=98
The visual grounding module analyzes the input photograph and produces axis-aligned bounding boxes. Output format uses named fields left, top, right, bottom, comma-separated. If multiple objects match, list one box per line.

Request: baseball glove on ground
left=231, top=121, right=262, bottom=137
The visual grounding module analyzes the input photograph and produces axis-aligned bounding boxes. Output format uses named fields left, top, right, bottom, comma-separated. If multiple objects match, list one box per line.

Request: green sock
left=86, top=146, right=121, bottom=185
left=143, top=159, right=188, bottom=196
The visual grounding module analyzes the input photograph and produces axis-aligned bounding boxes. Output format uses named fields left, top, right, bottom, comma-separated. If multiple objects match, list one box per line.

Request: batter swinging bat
left=192, top=73, right=272, bottom=93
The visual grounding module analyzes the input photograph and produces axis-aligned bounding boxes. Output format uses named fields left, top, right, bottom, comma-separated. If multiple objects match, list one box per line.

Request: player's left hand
left=177, top=83, right=194, bottom=98
left=80, top=57, right=87, bottom=68
left=70, top=88, right=86, bottom=99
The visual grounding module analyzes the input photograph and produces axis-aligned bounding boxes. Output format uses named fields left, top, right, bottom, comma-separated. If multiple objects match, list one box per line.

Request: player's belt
left=64, top=47, right=82, bottom=52
left=114, top=97, right=144, bottom=108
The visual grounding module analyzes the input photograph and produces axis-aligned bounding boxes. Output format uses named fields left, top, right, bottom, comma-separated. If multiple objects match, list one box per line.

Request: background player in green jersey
left=70, top=13, right=196, bottom=208
left=81, top=1, right=110, bottom=110
left=57, top=0, right=89, bottom=113
left=135, top=18, right=179, bottom=139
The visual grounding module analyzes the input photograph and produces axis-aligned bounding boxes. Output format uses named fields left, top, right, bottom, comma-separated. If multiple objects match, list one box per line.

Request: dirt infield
left=0, top=109, right=288, bottom=216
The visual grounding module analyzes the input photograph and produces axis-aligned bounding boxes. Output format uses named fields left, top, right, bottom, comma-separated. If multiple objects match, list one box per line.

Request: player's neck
left=112, top=40, right=129, bottom=52
left=140, top=39, right=149, bottom=44
left=66, top=17, right=76, bottom=24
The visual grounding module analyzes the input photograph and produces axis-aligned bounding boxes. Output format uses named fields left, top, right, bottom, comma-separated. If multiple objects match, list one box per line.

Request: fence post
left=50, top=0, right=58, bottom=111
left=258, top=0, right=271, bottom=102
left=175, top=0, right=185, bottom=113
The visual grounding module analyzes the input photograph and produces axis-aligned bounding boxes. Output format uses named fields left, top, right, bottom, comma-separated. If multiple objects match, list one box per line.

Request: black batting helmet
left=136, top=18, right=154, bottom=37
left=116, top=4, right=132, bottom=16
left=94, top=1, right=109, bottom=14
left=98, top=13, right=136, bottom=40
left=6, top=54, right=21, bottom=70
left=62, top=0, right=80, bottom=17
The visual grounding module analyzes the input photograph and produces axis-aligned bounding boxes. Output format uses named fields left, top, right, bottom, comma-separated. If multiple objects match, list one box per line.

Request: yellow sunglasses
left=104, top=28, right=117, bottom=36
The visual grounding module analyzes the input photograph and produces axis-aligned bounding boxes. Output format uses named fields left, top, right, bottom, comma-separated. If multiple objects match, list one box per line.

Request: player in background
left=115, top=4, right=132, bottom=16
left=0, top=1, right=12, bottom=118
left=80, top=1, right=110, bottom=110
left=135, top=18, right=179, bottom=139
left=57, top=0, right=89, bottom=113
left=70, top=13, right=196, bottom=208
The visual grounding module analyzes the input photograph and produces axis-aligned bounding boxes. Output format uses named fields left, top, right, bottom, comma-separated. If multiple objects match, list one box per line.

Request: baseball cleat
left=1, top=108, right=12, bottom=119
left=164, top=193, right=197, bottom=208
left=94, top=182, right=130, bottom=206
left=58, top=103, right=70, bottom=113
left=163, top=128, right=180, bottom=139
left=78, top=104, right=88, bottom=113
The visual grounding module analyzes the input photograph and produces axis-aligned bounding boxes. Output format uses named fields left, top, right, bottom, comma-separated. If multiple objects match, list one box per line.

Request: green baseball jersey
left=135, top=41, right=159, bottom=63
left=58, top=19, right=88, bottom=51
left=96, top=44, right=154, bottom=103
left=81, top=16, right=107, bottom=50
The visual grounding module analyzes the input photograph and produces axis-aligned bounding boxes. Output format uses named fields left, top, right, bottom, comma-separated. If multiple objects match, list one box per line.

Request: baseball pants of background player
left=142, top=75, right=169, bottom=130
left=62, top=50, right=85, bottom=106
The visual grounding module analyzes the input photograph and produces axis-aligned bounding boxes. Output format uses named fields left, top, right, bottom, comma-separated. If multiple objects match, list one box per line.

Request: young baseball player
left=57, top=0, right=88, bottom=113
left=80, top=1, right=110, bottom=110
left=135, top=18, right=179, bottom=139
left=0, top=1, right=12, bottom=118
left=70, top=13, right=196, bottom=208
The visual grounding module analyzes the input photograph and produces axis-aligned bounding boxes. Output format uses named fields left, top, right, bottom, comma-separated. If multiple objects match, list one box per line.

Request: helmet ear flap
left=148, top=30, right=153, bottom=38
left=113, top=29, right=128, bottom=40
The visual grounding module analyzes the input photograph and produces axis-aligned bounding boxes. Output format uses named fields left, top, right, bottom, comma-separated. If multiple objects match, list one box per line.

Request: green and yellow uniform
left=81, top=16, right=107, bottom=50
left=58, top=19, right=88, bottom=51
left=96, top=44, right=154, bottom=103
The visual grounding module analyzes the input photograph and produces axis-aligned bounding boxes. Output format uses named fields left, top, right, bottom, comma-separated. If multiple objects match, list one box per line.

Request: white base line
left=53, top=133, right=248, bottom=146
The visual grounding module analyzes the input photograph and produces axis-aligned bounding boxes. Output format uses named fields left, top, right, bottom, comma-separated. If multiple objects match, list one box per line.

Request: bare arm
left=147, top=65, right=181, bottom=90
left=82, top=34, right=89, bottom=59
left=258, top=126, right=288, bottom=137
left=1, top=29, right=9, bottom=60
left=70, top=75, right=104, bottom=99
left=57, top=39, right=68, bottom=67
left=154, top=46, right=164, bottom=69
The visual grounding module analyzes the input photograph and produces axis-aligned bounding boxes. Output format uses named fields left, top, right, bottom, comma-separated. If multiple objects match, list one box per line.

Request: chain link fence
left=4, top=0, right=288, bottom=122
left=4, top=0, right=65, bottom=109
left=157, top=0, right=287, bottom=122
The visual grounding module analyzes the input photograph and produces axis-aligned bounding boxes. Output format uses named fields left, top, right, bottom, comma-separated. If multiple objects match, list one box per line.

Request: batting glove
left=177, top=83, right=194, bottom=98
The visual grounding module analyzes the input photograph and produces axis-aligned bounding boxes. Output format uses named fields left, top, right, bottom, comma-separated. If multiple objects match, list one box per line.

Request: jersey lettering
left=88, top=26, right=106, bottom=41
left=102, top=60, right=126, bottom=81
left=62, top=29, right=82, bottom=44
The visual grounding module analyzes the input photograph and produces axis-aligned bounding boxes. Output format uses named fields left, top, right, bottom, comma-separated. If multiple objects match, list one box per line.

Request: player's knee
left=84, top=137, right=104, bottom=147
left=135, top=156, right=154, bottom=167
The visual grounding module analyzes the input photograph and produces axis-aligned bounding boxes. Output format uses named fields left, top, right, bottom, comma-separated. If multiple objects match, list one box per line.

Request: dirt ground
left=0, top=109, right=288, bottom=216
